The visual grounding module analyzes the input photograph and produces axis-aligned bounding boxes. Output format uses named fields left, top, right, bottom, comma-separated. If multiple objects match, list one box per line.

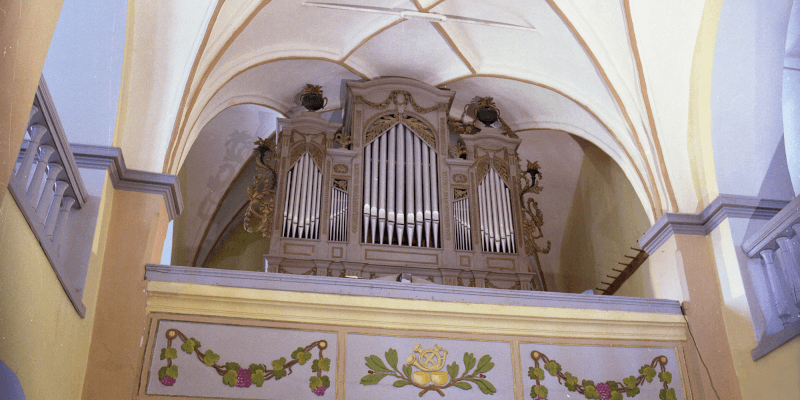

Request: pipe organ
left=263, top=77, right=542, bottom=290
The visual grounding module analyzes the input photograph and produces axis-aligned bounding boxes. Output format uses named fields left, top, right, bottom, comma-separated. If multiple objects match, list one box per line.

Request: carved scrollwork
left=244, top=137, right=279, bottom=238
left=354, top=90, right=448, bottom=114
left=333, top=164, right=349, bottom=174
left=449, top=141, right=467, bottom=159
left=401, top=114, right=436, bottom=148
left=498, top=117, right=520, bottom=139
left=454, top=188, right=468, bottom=200
left=447, top=116, right=480, bottom=135
left=518, top=160, right=551, bottom=256
left=333, top=128, right=352, bottom=148
left=365, top=114, right=400, bottom=144
left=453, top=174, right=467, bottom=183
left=365, top=114, right=437, bottom=149
left=333, top=179, right=348, bottom=191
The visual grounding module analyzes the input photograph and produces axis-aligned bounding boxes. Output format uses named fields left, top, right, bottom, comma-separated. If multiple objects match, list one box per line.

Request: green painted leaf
left=393, top=380, right=411, bottom=387
left=225, top=362, right=240, bottom=371
left=251, top=369, right=265, bottom=387
left=565, top=372, right=579, bottom=391
left=447, top=362, right=459, bottom=382
left=319, top=358, right=331, bottom=372
left=158, top=366, right=168, bottom=380
left=468, top=378, right=497, bottom=395
left=181, top=339, right=198, bottom=354
left=454, top=381, right=472, bottom=390
left=403, top=364, right=413, bottom=379
left=529, top=367, right=545, bottom=380
left=274, top=368, right=287, bottom=380
left=659, top=388, right=676, bottom=400
left=203, top=350, right=219, bottom=366
left=298, top=352, right=312, bottom=365
left=544, top=360, right=561, bottom=376
left=658, top=371, right=672, bottom=384
left=292, top=347, right=306, bottom=359
left=474, top=355, right=494, bottom=374
left=582, top=379, right=596, bottom=388
left=321, top=375, right=331, bottom=388
left=463, top=352, right=476, bottom=374
left=639, top=365, right=657, bottom=382
left=365, top=355, right=390, bottom=372
left=160, top=348, right=177, bottom=360
left=310, top=376, right=323, bottom=389
left=385, top=348, right=398, bottom=370
left=360, top=373, right=389, bottom=385
left=626, top=386, right=640, bottom=397
left=272, top=357, right=287, bottom=370
left=622, top=376, right=637, bottom=389
left=531, top=384, right=548, bottom=398
left=607, top=381, right=619, bottom=392
left=223, top=370, right=238, bottom=387
left=166, top=365, right=178, bottom=379
left=584, top=385, right=600, bottom=399
left=611, top=391, right=624, bottom=400
left=250, top=363, right=264, bottom=373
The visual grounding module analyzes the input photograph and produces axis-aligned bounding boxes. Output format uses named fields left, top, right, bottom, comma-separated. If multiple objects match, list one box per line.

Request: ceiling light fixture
left=303, top=2, right=536, bottom=32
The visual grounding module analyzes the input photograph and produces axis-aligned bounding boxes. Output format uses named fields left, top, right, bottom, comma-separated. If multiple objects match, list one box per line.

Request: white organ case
left=264, top=77, right=540, bottom=290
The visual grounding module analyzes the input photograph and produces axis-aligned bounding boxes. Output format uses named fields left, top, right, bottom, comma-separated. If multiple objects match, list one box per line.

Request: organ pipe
left=282, top=152, right=322, bottom=239
left=362, top=123, right=440, bottom=248
left=329, top=187, right=348, bottom=242
left=478, top=168, right=516, bottom=253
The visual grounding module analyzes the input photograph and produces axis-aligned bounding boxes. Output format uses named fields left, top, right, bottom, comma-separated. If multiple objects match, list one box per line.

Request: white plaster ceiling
left=118, top=0, right=708, bottom=276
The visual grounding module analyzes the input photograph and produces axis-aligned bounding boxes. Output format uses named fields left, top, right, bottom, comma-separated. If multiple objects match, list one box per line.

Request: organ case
left=264, top=77, right=540, bottom=290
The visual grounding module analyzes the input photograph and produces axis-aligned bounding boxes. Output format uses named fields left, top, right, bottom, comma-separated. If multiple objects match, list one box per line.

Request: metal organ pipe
left=329, top=187, right=349, bottom=242
left=478, top=168, right=516, bottom=253
left=362, top=123, right=440, bottom=248
left=282, top=152, right=323, bottom=239
left=387, top=126, right=396, bottom=245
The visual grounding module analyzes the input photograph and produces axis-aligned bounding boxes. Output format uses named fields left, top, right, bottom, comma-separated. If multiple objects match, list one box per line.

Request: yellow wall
left=0, top=177, right=113, bottom=400
left=203, top=222, right=269, bottom=271
left=82, top=190, right=170, bottom=400
left=558, top=140, right=651, bottom=293
left=0, top=0, right=65, bottom=205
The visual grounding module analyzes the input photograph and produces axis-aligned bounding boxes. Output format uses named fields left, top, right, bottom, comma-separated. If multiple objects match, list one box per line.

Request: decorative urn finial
left=299, top=84, right=327, bottom=111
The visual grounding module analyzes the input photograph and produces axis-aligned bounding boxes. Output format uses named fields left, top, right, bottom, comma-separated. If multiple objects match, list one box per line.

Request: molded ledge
left=742, top=195, right=800, bottom=257
left=752, top=319, right=800, bottom=360
left=145, top=264, right=683, bottom=315
left=71, top=144, right=183, bottom=219
left=639, top=194, right=789, bottom=254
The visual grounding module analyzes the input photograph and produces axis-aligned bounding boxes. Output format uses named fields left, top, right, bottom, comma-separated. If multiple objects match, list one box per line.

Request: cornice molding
left=742, top=195, right=800, bottom=257
left=71, top=144, right=183, bottom=219
left=639, top=194, right=790, bottom=254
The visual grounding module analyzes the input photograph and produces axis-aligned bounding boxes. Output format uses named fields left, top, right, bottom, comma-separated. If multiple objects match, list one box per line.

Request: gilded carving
left=244, top=137, right=279, bottom=238
left=447, top=116, right=480, bottom=135
left=333, top=164, right=349, bottom=174
left=333, top=179, right=348, bottom=191
left=353, top=90, right=448, bottom=114
left=449, top=141, right=467, bottom=159
left=332, top=128, right=352, bottom=148
left=365, top=114, right=400, bottom=144
left=454, top=188, right=468, bottom=200
left=401, top=114, right=437, bottom=148
left=518, top=160, right=551, bottom=256
left=364, top=114, right=437, bottom=150
left=453, top=174, right=467, bottom=183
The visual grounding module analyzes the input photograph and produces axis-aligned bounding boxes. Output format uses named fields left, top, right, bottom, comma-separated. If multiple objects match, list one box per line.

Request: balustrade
left=742, top=195, right=800, bottom=359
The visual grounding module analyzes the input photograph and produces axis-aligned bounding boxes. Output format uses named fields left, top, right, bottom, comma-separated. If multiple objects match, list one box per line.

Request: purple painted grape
left=311, top=385, right=327, bottom=396
left=161, top=376, right=176, bottom=386
left=237, top=368, right=252, bottom=388
left=597, top=382, right=611, bottom=400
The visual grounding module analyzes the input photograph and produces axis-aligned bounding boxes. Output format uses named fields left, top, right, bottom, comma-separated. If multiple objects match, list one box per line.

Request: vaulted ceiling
left=115, top=0, right=707, bottom=289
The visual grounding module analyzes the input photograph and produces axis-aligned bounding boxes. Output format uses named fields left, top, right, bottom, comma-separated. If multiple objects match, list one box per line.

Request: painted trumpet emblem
left=360, top=344, right=497, bottom=397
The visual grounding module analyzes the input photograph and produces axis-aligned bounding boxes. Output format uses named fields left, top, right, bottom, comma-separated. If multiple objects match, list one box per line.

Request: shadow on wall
left=557, top=138, right=650, bottom=294
left=0, top=359, right=25, bottom=400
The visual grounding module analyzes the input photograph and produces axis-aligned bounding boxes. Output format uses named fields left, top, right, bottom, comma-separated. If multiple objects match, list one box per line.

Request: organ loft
left=244, top=77, right=550, bottom=290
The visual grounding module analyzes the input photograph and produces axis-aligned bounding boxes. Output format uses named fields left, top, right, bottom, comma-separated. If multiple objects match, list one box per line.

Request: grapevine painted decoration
left=528, top=350, right=675, bottom=400
left=360, top=344, right=497, bottom=397
left=157, top=329, right=332, bottom=396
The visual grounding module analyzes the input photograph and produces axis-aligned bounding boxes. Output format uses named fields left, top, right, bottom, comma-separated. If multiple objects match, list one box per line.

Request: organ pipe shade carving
left=453, top=196, right=472, bottom=251
left=329, top=187, right=349, bottom=242
left=362, top=123, right=440, bottom=247
left=479, top=168, right=516, bottom=253
left=282, top=151, right=322, bottom=239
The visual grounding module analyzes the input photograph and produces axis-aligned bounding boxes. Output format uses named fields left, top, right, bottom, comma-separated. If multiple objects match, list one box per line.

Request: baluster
left=760, top=249, right=794, bottom=325
left=52, top=197, right=76, bottom=256
left=15, top=125, right=48, bottom=183
left=35, top=163, right=64, bottom=223
left=26, top=145, right=56, bottom=202
left=776, top=237, right=800, bottom=310
left=44, top=181, right=70, bottom=237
